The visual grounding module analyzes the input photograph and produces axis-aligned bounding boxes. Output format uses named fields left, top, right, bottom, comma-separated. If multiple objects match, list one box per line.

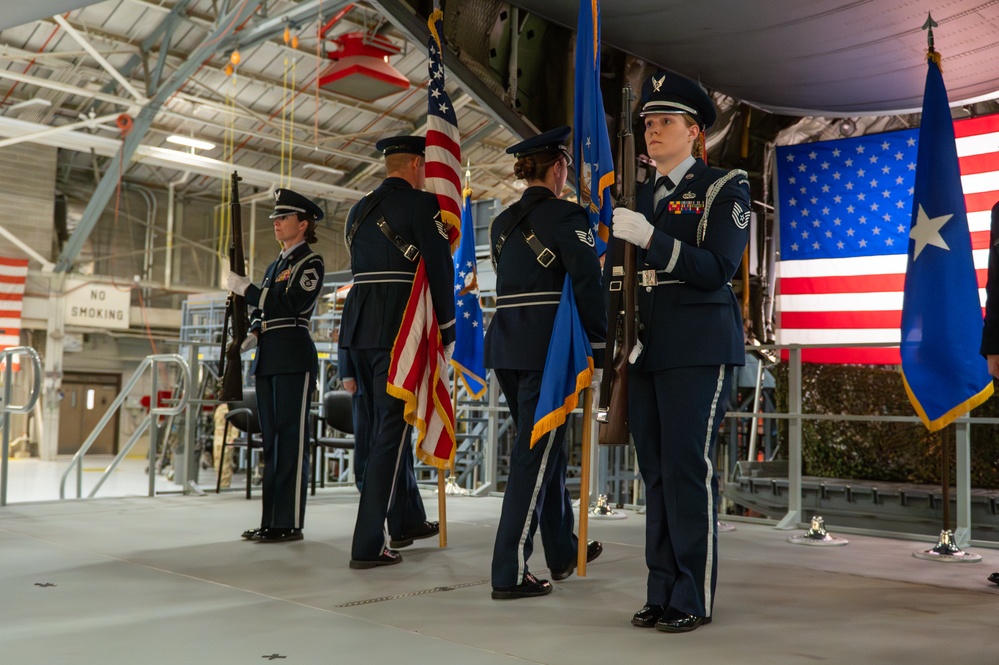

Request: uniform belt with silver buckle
left=640, top=270, right=683, bottom=287
left=261, top=317, right=310, bottom=332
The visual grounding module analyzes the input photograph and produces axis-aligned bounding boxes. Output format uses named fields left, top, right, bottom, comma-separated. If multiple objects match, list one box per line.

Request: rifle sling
left=345, top=187, right=395, bottom=248
left=494, top=197, right=559, bottom=269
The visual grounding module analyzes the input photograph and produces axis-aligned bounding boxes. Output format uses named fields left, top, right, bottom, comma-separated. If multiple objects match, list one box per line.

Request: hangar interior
left=1, top=2, right=998, bottom=662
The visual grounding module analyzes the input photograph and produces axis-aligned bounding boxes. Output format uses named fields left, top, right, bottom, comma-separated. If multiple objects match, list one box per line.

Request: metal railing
left=60, top=354, right=192, bottom=499
left=0, top=346, right=43, bottom=506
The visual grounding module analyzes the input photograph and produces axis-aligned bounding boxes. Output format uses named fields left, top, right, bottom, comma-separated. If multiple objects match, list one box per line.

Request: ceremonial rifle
left=596, top=84, right=637, bottom=445
left=218, top=171, right=248, bottom=402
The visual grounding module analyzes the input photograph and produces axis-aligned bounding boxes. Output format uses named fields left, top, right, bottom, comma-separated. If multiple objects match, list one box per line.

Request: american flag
left=425, top=8, right=461, bottom=252
left=386, top=259, right=456, bottom=468
left=0, top=257, right=28, bottom=368
left=774, top=113, right=999, bottom=364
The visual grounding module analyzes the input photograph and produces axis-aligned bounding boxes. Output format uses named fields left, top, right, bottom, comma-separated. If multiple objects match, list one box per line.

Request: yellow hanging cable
left=287, top=55, right=296, bottom=186
left=280, top=55, right=289, bottom=188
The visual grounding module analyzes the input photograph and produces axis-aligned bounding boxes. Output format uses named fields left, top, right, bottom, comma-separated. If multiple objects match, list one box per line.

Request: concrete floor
left=0, top=486, right=995, bottom=664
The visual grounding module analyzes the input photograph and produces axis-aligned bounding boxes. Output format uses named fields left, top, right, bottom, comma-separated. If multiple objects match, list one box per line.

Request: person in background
left=609, top=70, right=750, bottom=632
left=485, top=126, right=606, bottom=600
left=226, top=188, right=325, bottom=543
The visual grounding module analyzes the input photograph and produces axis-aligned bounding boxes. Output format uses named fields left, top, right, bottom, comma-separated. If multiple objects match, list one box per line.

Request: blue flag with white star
left=450, top=186, right=487, bottom=398
left=900, top=54, right=993, bottom=431
left=573, top=0, right=614, bottom=256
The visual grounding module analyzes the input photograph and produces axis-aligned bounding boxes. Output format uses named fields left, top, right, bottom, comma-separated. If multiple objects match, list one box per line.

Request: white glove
left=590, top=368, right=603, bottom=389
left=226, top=271, right=251, bottom=296
left=444, top=342, right=455, bottom=365
left=240, top=333, right=257, bottom=353
left=613, top=207, right=655, bottom=249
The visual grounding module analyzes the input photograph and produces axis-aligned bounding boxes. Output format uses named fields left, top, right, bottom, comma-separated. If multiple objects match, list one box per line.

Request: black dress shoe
left=491, top=572, right=553, bottom=600
left=255, top=528, right=304, bottom=543
left=390, top=521, right=440, bottom=548
left=241, top=527, right=262, bottom=540
left=989, top=572, right=999, bottom=585
left=655, top=608, right=711, bottom=633
left=551, top=540, right=604, bottom=581
left=349, top=548, right=403, bottom=569
left=631, top=604, right=667, bottom=628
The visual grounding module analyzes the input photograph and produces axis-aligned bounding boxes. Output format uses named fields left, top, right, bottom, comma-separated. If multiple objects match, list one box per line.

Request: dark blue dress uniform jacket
left=339, top=177, right=456, bottom=350
left=244, top=241, right=324, bottom=376
left=630, top=160, right=750, bottom=370
left=484, top=186, right=606, bottom=369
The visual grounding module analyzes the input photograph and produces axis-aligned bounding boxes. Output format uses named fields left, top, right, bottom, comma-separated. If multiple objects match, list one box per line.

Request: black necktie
left=654, top=175, right=675, bottom=208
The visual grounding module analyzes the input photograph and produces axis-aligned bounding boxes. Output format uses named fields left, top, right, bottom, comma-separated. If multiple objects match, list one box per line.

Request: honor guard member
left=226, top=188, right=325, bottom=543
left=981, top=200, right=999, bottom=587
left=609, top=71, right=750, bottom=631
left=338, top=135, right=454, bottom=568
left=485, top=126, right=606, bottom=600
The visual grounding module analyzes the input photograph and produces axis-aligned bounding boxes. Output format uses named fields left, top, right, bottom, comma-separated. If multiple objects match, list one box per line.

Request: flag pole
left=577, top=387, right=593, bottom=576
left=437, top=380, right=455, bottom=549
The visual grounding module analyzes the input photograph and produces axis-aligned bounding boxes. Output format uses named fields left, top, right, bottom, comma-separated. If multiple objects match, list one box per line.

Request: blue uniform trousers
left=255, top=372, right=313, bottom=530
left=349, top=348, right=427, bottom=558
left=492, top=369, right=578, bottom=588
left=628, top=364, right=731, bottom=618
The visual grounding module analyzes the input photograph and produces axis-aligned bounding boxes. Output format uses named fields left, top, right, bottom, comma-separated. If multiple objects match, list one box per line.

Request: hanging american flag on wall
left=0, top=257, right=28, bottom=360
left=425, top=8, right=461, bottom=253
left=774, top=113, right=999, bottom=364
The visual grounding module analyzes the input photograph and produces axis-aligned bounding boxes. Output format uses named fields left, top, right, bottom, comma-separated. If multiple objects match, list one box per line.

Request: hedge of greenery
left=770, top=363, right=999, bottom=488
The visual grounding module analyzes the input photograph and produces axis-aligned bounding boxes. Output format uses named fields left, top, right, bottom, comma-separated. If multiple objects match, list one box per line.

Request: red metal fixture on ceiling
left=319, top=32, right=410, bottom=102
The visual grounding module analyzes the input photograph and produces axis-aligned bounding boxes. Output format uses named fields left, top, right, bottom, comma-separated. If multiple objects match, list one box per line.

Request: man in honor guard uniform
left=338, top=135, right=454, bottom=568
left=609, top=71, right=750, bottom=630
left=980, top=200, right=999, bottom=586
left=227, top=188, right=325, bottom=543
left=485, top=126, right=606, bottom=599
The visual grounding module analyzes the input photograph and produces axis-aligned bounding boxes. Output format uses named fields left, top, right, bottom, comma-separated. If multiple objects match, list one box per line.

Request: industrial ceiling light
left=166, top=134, right=216, bottom=151
left=303, top=163, right=347, bottom=176
left=319, top=32, right=410, bottom=102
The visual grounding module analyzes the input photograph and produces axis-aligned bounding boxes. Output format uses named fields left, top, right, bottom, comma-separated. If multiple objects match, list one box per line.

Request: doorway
left=58, top=372, right=121, bottom=455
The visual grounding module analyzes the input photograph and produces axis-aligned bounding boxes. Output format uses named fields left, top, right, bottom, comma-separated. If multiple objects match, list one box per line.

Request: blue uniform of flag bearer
left=609, top=71, right=750, bottom=632
left=339, top=135, right=453, bottom=568
left=485, top=126, right=606, bottom=600
left=226, top=188, right=325, bottom=543
left=901, top=49, right=993, bottom=430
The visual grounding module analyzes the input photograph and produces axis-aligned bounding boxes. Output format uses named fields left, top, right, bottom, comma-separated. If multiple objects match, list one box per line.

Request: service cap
left=375, top=135, right=426, bottom=157
left=506, top=125, right=573, bottom=166
left=639, top=70, right=717, bottom=130
left=269, top=188, right=324, bottom=222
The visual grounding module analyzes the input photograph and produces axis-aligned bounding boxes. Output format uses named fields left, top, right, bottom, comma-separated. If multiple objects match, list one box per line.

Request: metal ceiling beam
left=52, top=15, right=148, bottom=103
left=0, top=114, right=363, bottom=201
left=369, top=0, right=536, bottom=141
left=55, top=0, right=268, bottom=273
left=221, top=0, right=350, bottom=54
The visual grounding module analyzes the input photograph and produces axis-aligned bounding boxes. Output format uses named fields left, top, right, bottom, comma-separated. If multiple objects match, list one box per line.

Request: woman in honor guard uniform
left=609, top=72, right=750, bottom=631
left=485, top=126, right=606, bottom=600
left=226, top=188, right=325, bottom=543
left=338, top=135, right=453, bottom=568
